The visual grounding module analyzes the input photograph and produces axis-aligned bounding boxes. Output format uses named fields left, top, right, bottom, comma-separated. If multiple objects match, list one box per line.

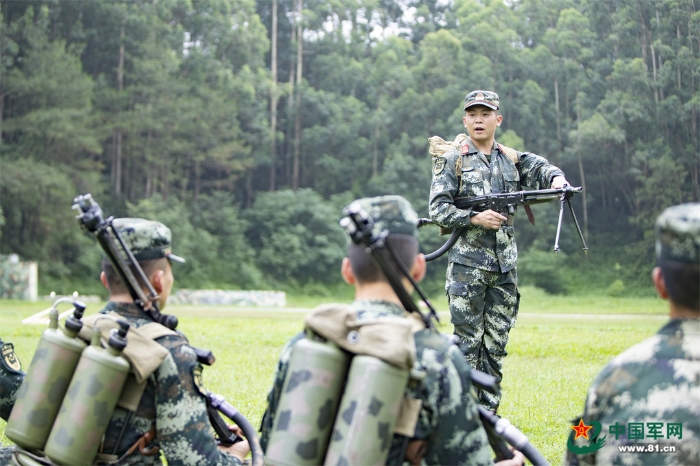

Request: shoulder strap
left=137, top=322, right=180, bottom=341
left=497, top=143, right=519, bottom=164
left=79, top=314, right=175, bottom=384
left=304, top=303, right=418, bottom=370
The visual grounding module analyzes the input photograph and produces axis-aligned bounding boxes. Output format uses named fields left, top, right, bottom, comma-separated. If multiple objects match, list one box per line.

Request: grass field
left=0, top=286, right=668, bottom=464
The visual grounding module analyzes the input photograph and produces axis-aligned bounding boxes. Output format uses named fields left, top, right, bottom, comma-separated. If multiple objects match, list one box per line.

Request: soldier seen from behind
left=566, top=203, right=700, bottom=465
left=91, top=218, right=250, bottom=465
left=429, top=90, right=569, bottom=411
left=259, top=195, right=525, bottom=465
left=0, top=218, right=250, bottom=466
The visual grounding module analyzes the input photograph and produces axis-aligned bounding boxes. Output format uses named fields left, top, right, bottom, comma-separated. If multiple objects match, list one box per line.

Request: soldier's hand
left=218, top=424, right=250, bottom=461
left=551, top=176, right=568, bottom=189
left=495, top=448, right=525, bottom=466
left=471, top=210, right=507, bottom=230
left=219, top=438, right=250, bottom=461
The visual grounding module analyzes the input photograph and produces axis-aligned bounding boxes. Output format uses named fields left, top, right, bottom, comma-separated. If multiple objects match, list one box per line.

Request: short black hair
left=658, top=259, right=700, bottom=311
left=347, top=234, right=419, bottom=284
left=102, top=258, right=169, bottom=295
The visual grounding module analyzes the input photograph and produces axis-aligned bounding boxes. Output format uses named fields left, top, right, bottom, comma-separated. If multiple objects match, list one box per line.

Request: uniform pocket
left=460, top=168, right=485, bottom=196
left=503, top=170, right=520, bottom=192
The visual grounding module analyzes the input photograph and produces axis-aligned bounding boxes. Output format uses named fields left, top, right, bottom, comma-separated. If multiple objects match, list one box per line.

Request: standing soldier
left=429, top=90, right=569, bottom=411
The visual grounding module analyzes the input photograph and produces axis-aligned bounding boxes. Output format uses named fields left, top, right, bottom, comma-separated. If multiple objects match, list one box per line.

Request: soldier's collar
left=101, top=301, right=153, bottom=320
left=461, top=139, right=498, bottom=155
left=352, top=299, right=405, bottom=316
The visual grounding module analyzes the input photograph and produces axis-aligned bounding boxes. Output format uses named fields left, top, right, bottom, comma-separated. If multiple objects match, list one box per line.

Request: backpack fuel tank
left=44, top=322, right=131, bottom=466
left=265, top=336, right=351, bottom=466
left=265, top=305, right=422, bottom=466
left=324, top=355, right=409, bottom=466
left=5, top=302, right=87, bottom=451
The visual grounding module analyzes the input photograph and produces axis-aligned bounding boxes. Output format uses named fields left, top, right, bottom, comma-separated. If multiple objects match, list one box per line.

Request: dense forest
left=0, top=0, right=698, bottom=298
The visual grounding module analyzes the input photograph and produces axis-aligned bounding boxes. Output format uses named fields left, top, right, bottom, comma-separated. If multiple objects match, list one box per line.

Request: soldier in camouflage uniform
left=429, top=90, right=569, bottom=411
left=0, top=339, right=23, bottom=421
left=260, top=196, right=525, bottom=465
left=92, top=218, right=249, bottom=465
left=0, top=218, right=249, bottom=466
left=566, top=203, right=700, bottom=466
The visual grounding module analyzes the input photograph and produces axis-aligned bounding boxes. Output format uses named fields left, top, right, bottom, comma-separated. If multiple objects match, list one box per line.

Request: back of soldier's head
left=655, top=203, right=700, bottom=312
left=102, top=218, right=184, bottom=293
left=345, top=195, right=419, bottom=284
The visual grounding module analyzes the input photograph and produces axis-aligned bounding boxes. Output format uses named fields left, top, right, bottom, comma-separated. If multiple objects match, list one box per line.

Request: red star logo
left=571, top=419, right=594, bottom=440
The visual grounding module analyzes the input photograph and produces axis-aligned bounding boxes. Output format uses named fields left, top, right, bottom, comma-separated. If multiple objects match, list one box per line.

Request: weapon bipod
left=554, top=188, right=588, bottom=254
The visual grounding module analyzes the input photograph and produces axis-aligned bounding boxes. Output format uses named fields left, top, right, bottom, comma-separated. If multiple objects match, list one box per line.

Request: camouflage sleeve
left=420, top=342, right=492, bottom=466
left=259, top=332, right=305, bottom=452
left=0, top=341, right=25, bottom=421
left=154, top=339, right=242, bottom=466
left=429, top=150, right=474, bottom=228
left=517, top=152, right=565, bottom=189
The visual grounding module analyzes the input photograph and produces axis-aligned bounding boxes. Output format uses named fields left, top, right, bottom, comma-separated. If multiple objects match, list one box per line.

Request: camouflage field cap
left=350, top=195, right=418, bottom=238
left=463, top=90, right=500, bottom=110
left=655, top=203, right=700, bottom=264
left=112, top=218, right=186, bottom=263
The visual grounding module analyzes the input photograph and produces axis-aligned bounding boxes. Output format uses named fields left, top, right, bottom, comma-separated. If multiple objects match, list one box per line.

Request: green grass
left=0, top=289, right=668, bottom=465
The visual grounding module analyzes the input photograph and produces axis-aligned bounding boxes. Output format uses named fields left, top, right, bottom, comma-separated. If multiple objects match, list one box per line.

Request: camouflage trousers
left=445, top=263, right=519, bottom=411
left=0, top=447, right=13, bottom=466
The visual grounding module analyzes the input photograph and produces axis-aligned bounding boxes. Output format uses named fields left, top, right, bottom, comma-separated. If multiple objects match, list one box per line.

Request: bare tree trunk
left=677, top=24, right=682, bottom=90
left=0, top=43, right=4, bottom=151
left=182, top=155, right=189, bottom=200
left=576, top=90, right=588, bottom=243
left=110, top=133, right=116, bottom=187
left=269, top=0, right=278, bottom=191
left=194, top=158, right=201, bottom=203
left=554, top=77, right=561, bottom=149
left=285, top=16, right=297, bottom=186
left=292, top=0, right=303, bottom=191
left=372, top=119, right=379, bottom=177
left=650, top=41, right=659, bottom=104
left=145, top=129, right=152, bottom=197
left=115, top=26, right=125, bottom=195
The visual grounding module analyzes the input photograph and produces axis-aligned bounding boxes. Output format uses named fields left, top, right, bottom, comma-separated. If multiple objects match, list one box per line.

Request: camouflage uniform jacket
left=260, top=299, right=493, bottom=466
left=98, top=302, right=241, bottom=466
left=567, top=318, right=700, bottom=466
left=429, top=138, right=564, bottom=272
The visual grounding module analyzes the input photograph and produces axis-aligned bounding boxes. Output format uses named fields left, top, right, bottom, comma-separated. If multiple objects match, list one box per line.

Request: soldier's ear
left=341, top=257, right=356, bottom=285
left=100, top=272, right=109, bottom=290
left=151, top=269, right=165, bottom=294
left=652, top=267, right=669, bottom=300
left=412, top=254, right=426, bottom=283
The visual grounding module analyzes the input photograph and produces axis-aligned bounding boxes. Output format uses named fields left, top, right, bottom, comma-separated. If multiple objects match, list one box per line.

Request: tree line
left=1, top=0, right=698, bottom=297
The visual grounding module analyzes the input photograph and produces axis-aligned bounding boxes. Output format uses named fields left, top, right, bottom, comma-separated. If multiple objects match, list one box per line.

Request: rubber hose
left=424, top=227, right=463, bottom=262
left=209, top=393, right=264, bottom=466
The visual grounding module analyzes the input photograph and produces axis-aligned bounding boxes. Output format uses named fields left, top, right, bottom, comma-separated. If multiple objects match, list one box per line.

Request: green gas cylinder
left=5, top=301, right=87, bottom=451
left=266, top=336, right=351, bottom=466
left=44, top=321, right=131, bottom=466
left=324, top=355, right=409, bottom=466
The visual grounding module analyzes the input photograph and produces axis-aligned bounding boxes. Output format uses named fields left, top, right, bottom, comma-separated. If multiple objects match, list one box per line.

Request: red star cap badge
left=571, top=419, right=594, bottom=440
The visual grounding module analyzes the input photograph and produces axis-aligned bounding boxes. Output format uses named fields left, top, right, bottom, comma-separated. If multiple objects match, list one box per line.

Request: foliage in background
left=0, top=0, right=698, bottom=296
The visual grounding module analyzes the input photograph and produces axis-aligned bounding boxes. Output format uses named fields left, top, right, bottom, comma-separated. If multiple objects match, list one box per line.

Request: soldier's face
left=463, top=106, right=502, bottom=144
left=158, top=261, right=175, bottom=309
